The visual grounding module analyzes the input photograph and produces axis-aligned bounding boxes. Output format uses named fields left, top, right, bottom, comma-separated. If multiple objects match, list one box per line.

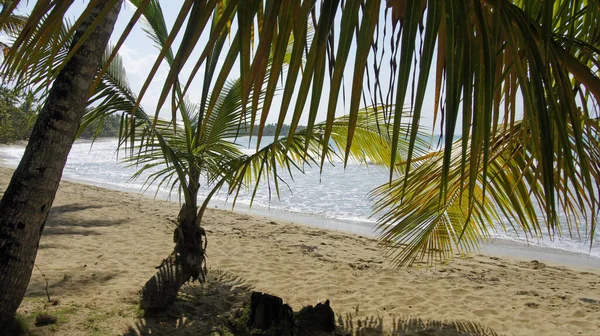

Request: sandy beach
left=1, top=166, right=599, bottom=335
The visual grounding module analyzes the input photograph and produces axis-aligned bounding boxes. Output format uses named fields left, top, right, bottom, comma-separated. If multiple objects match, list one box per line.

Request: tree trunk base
left=139, top=216, right=207, bottom=312
left=0, top=316, right=27, bottom=336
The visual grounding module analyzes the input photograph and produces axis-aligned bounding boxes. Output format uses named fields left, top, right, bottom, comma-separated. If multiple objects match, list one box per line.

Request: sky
left=13, top=1, right=448, bottom=134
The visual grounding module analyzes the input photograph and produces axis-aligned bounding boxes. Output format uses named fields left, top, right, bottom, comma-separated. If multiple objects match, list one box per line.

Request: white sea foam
left=1, top=137, right=598, bottom=258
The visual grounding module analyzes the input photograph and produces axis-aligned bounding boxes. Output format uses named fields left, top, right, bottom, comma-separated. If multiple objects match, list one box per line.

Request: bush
left=78, top=113, right=122, bottom=139
left=0, top=101, right=33, bottom=143
left=0, top=84, right=122, bottom=143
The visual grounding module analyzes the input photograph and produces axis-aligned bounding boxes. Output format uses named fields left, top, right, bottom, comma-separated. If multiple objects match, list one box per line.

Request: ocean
left=1, top=137, right=599, bottom=259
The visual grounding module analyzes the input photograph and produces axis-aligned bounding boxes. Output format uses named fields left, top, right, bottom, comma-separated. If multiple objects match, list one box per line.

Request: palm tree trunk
left=0, top=1, right=121, bottom=325
left=140, top=168, right=207, bottom=311
left=177, top=168, right=206, bottom=279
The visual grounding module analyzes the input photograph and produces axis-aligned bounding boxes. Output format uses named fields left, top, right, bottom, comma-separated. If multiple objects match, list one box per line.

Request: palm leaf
left=199, top=107, right=429, bottom=219
left=372, top=119, right=600, bottom=267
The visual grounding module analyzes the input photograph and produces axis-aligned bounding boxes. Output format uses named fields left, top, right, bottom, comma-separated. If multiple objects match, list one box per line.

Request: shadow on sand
left=25, top=270, right=123, bottom=299
left=42, top=203, right=127, bottom=236
left=49, top=203, right=105, bottom=215
left=337, top=313, right=502, bottom=335
left=122, top=269, right=501, bottom=336
left=123, top=269, right=252, bottom=335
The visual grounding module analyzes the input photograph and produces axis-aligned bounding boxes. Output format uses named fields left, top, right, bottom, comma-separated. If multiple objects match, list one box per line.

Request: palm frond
left=372, top=119, right=600, bottom=267
left=0, top=12, right=26, bottom=36
left=199, top=107, right=429, bottom=218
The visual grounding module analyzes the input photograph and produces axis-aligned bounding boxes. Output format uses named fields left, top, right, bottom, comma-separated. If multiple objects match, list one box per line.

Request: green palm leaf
left=372, top=119, right=600, bottom=267
left=200, top=106, right=429, bottom=218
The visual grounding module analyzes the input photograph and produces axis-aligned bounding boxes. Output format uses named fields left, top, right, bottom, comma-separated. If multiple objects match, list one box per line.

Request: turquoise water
left=1, top=137, right=598, bottom=259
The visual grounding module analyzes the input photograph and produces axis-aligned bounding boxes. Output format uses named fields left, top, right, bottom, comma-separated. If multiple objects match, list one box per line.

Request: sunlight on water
left=1, top=137, right=598, bottom=258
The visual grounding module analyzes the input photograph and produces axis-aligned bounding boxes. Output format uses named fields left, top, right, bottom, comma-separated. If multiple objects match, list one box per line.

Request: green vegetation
left=8, top=306, right=78, bottom=335
left=0, top=87, right=36, bottom=143
left=0, top=86, right=123, bottom=142
left=2, top=0, right=597, bottom=268
left=1, top=0, right=599, bottom=326
left=2, top=0, right=598, bottom=269
left=81, top=1, right=419, bottom=311
left=9, top=0, right=595, bottom=269
left=77, top=113, right=122, bottom=139
left=85, top=310, right=113, bottom=336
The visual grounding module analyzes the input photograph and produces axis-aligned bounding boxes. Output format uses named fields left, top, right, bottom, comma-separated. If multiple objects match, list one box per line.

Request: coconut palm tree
left=372, top=118, right=600, bottom=266
left=364, top=1, right=600, bottom=267
left=0, top=0, right=122, bottom=326
left=79, top=0, right=428, bottom=309
left=1, top=0, right=599, bottom=320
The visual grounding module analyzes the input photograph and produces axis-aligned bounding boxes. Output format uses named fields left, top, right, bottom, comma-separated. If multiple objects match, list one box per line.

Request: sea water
left=1, top=137, right=598, bottom=259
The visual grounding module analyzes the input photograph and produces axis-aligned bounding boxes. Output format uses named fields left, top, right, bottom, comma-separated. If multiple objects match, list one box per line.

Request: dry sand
left=1, top=166, right=599, bottom=335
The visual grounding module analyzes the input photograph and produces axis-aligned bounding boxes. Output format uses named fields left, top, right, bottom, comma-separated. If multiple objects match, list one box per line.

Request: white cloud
left=117, top=43, right=174, bottom=118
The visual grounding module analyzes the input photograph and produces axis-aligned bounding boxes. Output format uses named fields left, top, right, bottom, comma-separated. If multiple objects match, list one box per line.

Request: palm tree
left=372, top=118, right=600, bottom=266
left=0, top=0, right=122, bottom=326
left=0, top=0, right=27, bottom=51
left=0, top=0, right=599, bottom=320
left=365, top=1, right=600, bottom=266
left=79, top=0, right=427, bottom=309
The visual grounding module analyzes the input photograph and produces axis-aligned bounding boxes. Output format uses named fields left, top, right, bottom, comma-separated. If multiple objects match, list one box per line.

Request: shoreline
left=1, top=153, right=599, bottom=271
left=2, top=165, right=599, bottom=335
left=244, top=203, right=600, bottom=271
left=481, top=238, right=600, bottom=271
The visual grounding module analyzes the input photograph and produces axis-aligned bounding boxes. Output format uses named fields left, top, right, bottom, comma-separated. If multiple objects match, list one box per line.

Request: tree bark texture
left=177, top=169, right=206, bottom=281
left=140, top=201, right=207, bottom=311
left=140, top=168, right=206, bottom=311
left=0, top=1, right=121, bottom=324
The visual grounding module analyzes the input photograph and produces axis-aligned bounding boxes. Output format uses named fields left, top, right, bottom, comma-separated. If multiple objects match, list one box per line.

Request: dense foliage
left=0, top=87, right=35, bottom=143
left=0, top=89, right=123, bottom=143
left=78, top=112, right=121, bottom=139
left=2, top=0, right=599, bottom=267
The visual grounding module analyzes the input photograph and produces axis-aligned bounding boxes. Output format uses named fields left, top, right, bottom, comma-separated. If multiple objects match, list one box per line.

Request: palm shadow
left=122, top=270, right=502, bottom=335
left=49, top=203, right=105, bottom=214
left=25, top=270, right=123, bottom=298
left=42, top=227, right=107, bottom=236
left=123, top=269, right=252, bottom=335
left=41, top=202, right=126, bottom=236
left=337, top=312, right=502, bottom=336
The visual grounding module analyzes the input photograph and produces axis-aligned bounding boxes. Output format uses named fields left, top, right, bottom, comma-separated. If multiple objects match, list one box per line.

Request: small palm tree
left=80, top=0, right=427, bottom=310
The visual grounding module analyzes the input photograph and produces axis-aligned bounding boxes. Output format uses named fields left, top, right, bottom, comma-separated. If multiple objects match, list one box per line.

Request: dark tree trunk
left=140, top=168, right=207, bottom=311
left=174, top=202, right=206, bottom=281
left=176, top=168, right=206, bottom=281
left=0, top=1, right=121, bottom=324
